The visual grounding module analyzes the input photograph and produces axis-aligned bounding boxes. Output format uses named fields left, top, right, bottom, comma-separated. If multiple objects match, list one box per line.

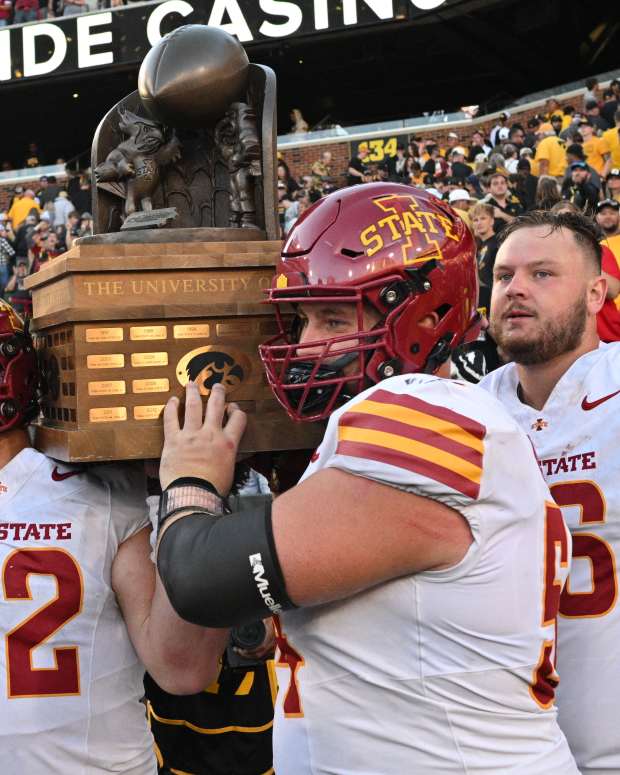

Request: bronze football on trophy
left=138, top=25, right=250, bottom=128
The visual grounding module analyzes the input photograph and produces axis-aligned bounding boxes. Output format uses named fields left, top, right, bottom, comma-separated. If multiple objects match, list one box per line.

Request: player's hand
left=159, top=382, right=247, bottom=494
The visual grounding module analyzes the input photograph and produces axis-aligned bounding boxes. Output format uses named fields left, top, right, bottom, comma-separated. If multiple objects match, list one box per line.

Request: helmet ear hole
left=435, top=304, right=452, bottom=322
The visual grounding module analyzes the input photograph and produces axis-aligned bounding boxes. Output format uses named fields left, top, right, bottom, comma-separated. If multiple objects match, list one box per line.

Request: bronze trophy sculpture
left=25, top=25, right=321, bottom=461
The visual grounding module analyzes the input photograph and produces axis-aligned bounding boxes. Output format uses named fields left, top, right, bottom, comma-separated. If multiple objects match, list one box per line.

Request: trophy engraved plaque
left=25, top=26, right=322, bottom=462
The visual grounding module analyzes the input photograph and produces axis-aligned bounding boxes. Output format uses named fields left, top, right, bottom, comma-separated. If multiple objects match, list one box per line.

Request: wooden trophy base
left=25, top=238, right=323, bottom=462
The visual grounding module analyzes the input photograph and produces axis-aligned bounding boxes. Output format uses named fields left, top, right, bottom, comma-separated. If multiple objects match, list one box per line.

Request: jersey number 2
left=3, top=548, right=83, bottom=698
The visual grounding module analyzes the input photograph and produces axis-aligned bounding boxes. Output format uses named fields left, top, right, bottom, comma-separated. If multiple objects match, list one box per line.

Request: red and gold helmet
left=0, top=300, right=38, bottom=431
left=259, top=183, right=480, bottom=421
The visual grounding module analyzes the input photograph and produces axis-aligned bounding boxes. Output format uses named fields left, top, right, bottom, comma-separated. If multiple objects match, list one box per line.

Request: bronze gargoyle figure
left=94, top=108, right=181, bottom=216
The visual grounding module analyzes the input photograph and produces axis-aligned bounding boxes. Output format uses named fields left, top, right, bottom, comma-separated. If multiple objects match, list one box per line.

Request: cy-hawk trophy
left=26, top=25, right=322, bottom=461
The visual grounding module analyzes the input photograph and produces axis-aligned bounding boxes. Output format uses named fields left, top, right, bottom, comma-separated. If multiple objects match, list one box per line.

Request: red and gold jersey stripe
left=336, top=389, right=486, bottom=499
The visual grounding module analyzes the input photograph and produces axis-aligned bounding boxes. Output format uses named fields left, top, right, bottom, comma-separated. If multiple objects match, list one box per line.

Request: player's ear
left=588, top=275, right=607, bottom=314
left=418, top=312, right=440, bottom=329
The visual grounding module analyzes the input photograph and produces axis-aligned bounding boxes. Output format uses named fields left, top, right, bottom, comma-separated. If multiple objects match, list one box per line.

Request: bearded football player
left=482, top=210, right=619, bottom=775
left=0, top=300, right=224, bottom=773
left=156, top=184, right=578, bottom=773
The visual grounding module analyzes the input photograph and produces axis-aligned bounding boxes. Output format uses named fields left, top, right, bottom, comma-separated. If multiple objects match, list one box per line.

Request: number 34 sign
left=351, top=135, right=407, bottom=163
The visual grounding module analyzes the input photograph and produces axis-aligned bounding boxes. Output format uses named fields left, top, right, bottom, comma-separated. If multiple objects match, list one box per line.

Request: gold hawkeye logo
left=176, top=346, right=252, bottom=396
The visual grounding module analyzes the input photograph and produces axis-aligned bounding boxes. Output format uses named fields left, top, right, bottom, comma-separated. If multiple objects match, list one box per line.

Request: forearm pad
left=157, top=499, right=296, bottom=628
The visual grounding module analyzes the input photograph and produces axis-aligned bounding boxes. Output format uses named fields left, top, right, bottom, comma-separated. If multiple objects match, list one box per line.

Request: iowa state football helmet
left=0, top=300, right=38, bottom=431
left=259, top=183, right=480, bottom=421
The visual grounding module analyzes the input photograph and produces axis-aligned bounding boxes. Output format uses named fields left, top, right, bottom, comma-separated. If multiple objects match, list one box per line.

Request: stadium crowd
left=276, top=80, right=620, bottom=346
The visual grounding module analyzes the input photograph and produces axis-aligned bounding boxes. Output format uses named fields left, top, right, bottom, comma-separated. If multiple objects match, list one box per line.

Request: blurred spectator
left=564, top=143, right=601, bottom=190
left=13, top=213, right=38, bottom=258
left=483, top=171, right=523, bottom=232
left=4, top=260, right=31, bottom=318
left=467, top=130, right=491, bottom=162
left=78, top=210, right=94, bottom=236
left=53, top=191, right=75, bottom=227
left=544, top=97, right=563, bottom=122
left=63, top=0, right=87, bottom=14
left=550, top=114, right=564, bottom=137
left=284, top=191, right=311, bottom=234
left=8, top=189, right=40, bottom=229
left=535, top=176, right=562, bottom=210
left=67, top=172, right=92, bottom=215
left=470, top=202, right=498, bottom=313
left=597, top=241, right=620, bottom=343
left=449, top=147, right=472, bottom=181
left=23, top=142, right=43, bottom=168
left=32, top=232, right=62, bottom=271
left=347, top=144, right=370, bottom=186
left=36, top=175, right=61, bottom=207
left=276, top=182, right=292, bottom=231
left=13, top=0, right=37, bottom=23
left=422, top=145, right=449, bottom=181
left=57, top=211, right=80, bottom=251
left=514, top=158, right=538, bottom=210
left=507, top=125, right=525, bottom=151
left=445, top=132, right=461, bottom=155
left=290, top=108, right=309, bottom=134
left=578, top=119, right=606, bottom=175
left=277, top=160, right=300, bottom=199
left=0, top=223, right=15, bottom=294
left=601, top=110, right=620, bottom=178
left=585, top=100, right=610, bottom=132
left=523, top=116, right=542, bottom=150
left=448, top=188, right=475, bottom=228
left=489, top=112, right=510, bottom=147
left=562, top=161, right=599, bottom=212
left=503, top=144, right=519, bottom=174
left=585, top=77, right=600, bottom=104
left=605, top=168, right=620, bottom=203
left=600, top=89, right=618, bottom=128
left=595, top=198, right=620, bottom=238
left=311, top=150, right=338, bottom=193
left=385, top=144, right=408, bottom=182
left=0, top=0, right=12, bottom=25
left=534, top=130, right=567, bottom=179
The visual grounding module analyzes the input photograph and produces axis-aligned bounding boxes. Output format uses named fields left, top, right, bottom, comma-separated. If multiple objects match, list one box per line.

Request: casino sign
left=0, top=0, right=450, bottom=84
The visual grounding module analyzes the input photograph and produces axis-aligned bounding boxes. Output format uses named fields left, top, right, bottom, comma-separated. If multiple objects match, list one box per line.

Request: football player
left=481, top=209, right=618, bottom=775
left=0, top=301, right=225, bottom=773
left=155, top=184, right=578, bottom=773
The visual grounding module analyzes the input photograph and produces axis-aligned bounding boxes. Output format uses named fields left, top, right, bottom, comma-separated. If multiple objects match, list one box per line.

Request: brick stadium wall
left=280, top=94, right=587, bottom=182
left=0, top=94, right=587, bottom=211
left=0, top=175, right=69, bottom=212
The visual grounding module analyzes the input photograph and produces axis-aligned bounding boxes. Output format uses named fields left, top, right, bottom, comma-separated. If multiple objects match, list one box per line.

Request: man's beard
left=490, top=295, right=587, bottom=365
left=601, top=222, right=619, bottom=236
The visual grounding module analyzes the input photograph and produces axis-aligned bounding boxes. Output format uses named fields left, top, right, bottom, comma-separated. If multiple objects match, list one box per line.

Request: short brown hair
left=469, top=202, right=494, bottom=219
left=497, top=210, right=602, bottom=272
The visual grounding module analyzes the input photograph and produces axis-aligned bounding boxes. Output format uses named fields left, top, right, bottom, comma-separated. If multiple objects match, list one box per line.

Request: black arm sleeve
left=156, top=499, right=296, bottom=628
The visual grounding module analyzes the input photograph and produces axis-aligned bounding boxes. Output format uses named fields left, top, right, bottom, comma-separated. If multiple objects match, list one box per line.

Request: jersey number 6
left=3, top=548, right=83, bottom=698
left=550, top=480, right=617, bottom=618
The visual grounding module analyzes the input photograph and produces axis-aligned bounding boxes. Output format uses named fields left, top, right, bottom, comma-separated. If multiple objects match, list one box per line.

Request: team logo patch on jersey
left=0, top=481, right=7, bottom=494
left=531, top=418, right=548, bottom=431
left=336, top=389, right=486, bottom=499
left=176, top=346, right=252, bottom=396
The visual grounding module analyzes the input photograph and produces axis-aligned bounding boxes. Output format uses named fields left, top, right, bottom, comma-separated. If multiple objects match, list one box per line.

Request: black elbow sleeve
left=157, top=500, right=296, bottom=628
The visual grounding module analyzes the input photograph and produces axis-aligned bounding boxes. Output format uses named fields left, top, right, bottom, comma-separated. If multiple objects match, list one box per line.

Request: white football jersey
left=273, top=374, right=578, bottom=775
left=482, top=342, right=620, bottom=775
left=0, top=447, right=155, bottom=774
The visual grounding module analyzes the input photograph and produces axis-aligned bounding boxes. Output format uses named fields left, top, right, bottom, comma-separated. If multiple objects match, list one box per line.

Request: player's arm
left=112, top=527, right=228, bottom=694
left=155, top=383, right=473, bottom=626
